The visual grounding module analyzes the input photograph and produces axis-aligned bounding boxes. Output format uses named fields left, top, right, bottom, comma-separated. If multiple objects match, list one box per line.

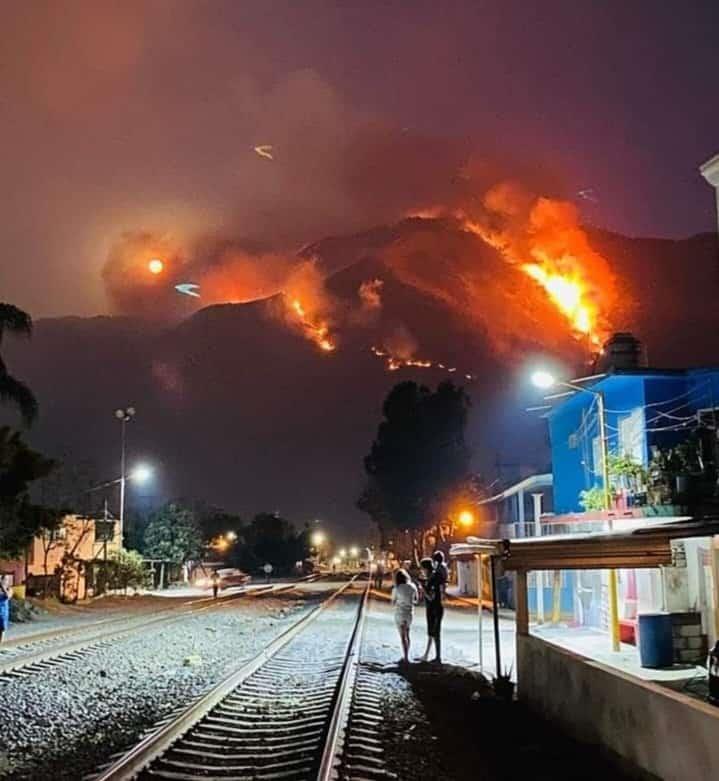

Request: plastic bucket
left=637, top=612, right=674, bottom=668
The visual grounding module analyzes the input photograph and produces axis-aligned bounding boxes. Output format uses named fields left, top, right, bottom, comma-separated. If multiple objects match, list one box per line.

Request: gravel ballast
left=360, top=596, right=637, bottom=781
left=0, top=595, right=313, bottom=780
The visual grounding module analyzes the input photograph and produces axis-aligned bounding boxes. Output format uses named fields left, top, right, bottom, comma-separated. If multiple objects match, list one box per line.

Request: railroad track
left=0, top=581, right=310, bottom=682
left=92, top=577, right=375, bottom=781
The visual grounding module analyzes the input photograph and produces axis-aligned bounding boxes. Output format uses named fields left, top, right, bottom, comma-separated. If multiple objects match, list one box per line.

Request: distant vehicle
left=194, top=566, right=250, bottom=591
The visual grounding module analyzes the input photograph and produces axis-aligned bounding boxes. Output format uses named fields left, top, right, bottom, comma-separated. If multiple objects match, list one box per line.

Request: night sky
left=2, top=1, right=718, bottom=319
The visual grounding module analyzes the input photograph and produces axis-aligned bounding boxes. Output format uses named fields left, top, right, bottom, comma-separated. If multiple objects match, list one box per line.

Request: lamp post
left=114, top=407, right=136, bottom=549
left=532, top=370, right=620, bottom=651
left=85, top=463, right=153, bottom=560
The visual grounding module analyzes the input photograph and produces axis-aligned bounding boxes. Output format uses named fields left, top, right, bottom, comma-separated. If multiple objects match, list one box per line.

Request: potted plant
left=607, top=453, right=648, bottom=507
left=493, top=667, right=515, bottom=701
left=579, top=486, right=605, bottom=512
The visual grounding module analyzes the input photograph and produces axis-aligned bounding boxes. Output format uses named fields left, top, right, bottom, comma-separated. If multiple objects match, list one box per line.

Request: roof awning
left=477, top=473, right=553, bottom=506
left=450, top=519, right=719, bottom=571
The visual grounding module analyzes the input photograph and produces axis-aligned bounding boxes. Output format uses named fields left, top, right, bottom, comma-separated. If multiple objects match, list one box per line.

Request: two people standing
left=390, top=551, right=447, bottom=665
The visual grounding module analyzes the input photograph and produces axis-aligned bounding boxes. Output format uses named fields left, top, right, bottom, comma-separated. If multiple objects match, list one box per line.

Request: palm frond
left=0, top=303, right=33, bottom=342
left=0, top=373, right=39, bottom=426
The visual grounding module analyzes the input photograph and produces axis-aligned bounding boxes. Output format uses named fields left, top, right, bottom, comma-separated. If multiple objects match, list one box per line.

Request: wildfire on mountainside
left=104, top=179, right=620, bottom=370
left=288, top=297, right=336, bottom=352
left=370, top=347, right=475, bottom=381
left=456, top=182, right=617, bottom=350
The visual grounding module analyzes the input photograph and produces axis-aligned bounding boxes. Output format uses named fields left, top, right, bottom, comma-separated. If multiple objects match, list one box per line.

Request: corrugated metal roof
left=450, top=517, right=719, bottom=570
left=477, top=473, right=553, bottom=505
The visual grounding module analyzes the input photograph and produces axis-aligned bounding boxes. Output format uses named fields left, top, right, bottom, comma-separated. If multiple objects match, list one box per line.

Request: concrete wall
left=517, top=633, right=719, bottom=780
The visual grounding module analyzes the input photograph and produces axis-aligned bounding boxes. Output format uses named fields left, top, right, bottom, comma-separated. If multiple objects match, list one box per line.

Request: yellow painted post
left=711, top=536, right=719, bottom=643
left=551, top=570, right=561, bottom=624
left=597, top=391, right=621, bottom=652
left=608, top=569, right=621, bottom=650
left=476, top=554, right=483, bottom=671
left=516, top=570, right=529, bottom=636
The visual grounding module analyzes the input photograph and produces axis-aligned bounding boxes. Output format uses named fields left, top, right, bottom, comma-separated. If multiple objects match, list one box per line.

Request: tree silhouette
left=143, top=502, right=203, bottom=565
left=361, top=381, right=472, bottom=559
left=0, top=303, right=39, bottom=426
left=0, top=427, right=58, bottom=556
left=235, top=513, right=308, bottom=575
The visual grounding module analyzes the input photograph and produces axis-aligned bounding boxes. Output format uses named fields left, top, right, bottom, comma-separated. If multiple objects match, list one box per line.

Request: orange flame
left=413, top=182, right=617, bottom=350
left=522, top=261, right=596, bottom=342
left=370, top=347, right=474, bottom=380
left=462, top=213, right=605, bottom=346
left=290, top=298, right=336, bottom=352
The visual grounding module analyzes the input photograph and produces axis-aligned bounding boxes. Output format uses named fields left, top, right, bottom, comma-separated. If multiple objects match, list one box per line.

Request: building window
left=618, top=408, right=644, bottom=463
left=592, top=435, right=602, bottom=479
left=697, top=407, right=719, bottom=429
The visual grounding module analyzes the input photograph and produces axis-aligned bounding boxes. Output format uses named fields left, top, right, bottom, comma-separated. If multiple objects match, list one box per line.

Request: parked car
left=194, top=566, right=250, bottom=590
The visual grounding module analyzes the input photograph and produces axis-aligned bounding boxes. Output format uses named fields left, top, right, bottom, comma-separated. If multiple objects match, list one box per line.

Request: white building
left=700, top=151, right=719, bottom=230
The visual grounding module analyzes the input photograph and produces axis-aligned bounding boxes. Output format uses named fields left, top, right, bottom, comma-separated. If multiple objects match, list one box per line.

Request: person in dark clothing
left=432, top=550, right=449, bottom=596
left=211, top=571, right=220, bottom=599
left=373, top=559, right=385, bottom=590
left=417, top=557, right=443, bottom=664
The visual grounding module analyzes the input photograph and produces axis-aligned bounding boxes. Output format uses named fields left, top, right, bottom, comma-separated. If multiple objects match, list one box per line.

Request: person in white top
left=391, top=568, right=418, bottom=664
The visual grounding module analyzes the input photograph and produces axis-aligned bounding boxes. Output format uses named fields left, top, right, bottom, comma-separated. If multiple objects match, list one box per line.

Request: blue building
left=547, top=367, right=719, bottom=514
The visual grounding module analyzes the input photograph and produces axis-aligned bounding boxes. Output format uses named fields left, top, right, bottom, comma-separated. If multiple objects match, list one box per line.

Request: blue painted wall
left=549, top=375, right=646, bottom=513
left=548, top=368, right=719, bottom=514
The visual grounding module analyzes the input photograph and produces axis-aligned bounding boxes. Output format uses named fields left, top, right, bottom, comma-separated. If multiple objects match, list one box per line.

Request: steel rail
left=94, top=576, right=363, bottom=781
left=317, top=577, right=371, bottom=780
left=0, top=577, right=314, bottom=671
left=0, top=579, right=308, bottom=679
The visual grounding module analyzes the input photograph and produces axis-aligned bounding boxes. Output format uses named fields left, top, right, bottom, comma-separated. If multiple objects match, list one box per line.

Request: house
left=455, top=472, right=554, bottom=606
left=700, top=150, right=719, bottom=230
left=537, top=335, right=719, bottom=650
left=477, top=473, right=553, bottom=538
left=547, top=361, right=719, bottom=516
left=1, top=514, right=121, bottom=601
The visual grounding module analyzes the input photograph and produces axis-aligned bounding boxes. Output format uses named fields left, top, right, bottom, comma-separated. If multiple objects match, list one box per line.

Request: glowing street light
left=458, top=510, right=475, bottom=527
left=531, top=369, right=556, bottom=390
left=338, top=548, right=347, bottom=559
left=130, top=463, right=153, bottom=484
left=349, top=546, right=359, bottom=558
left=226, top=530, right=238, bottom=542
left=311, top=531, right=326, bottom=547
left=148, top=258, right=164, bottom=275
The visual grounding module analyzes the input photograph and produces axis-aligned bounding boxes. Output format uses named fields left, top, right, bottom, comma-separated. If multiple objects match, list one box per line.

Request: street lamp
left=114, top=406, right=136, bottom=549
left=458, top=510, right=475, bottom=528
left=85, top=463, right=153, bottom=552
left=349, top=546, right=359, bottom=558
left=130, top=464, right=153, bottom=484
left=226, top=530, right=238, bottom=542
left=311, top=531, right=326, bottom=547
left=531, top=369, right=620, bottom=651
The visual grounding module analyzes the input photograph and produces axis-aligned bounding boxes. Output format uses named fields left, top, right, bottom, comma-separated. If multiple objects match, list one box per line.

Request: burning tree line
left=357, top=379, right=484, bottom=562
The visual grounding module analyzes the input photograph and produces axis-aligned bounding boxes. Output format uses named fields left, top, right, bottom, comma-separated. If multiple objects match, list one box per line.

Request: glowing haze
left=102, top=172, right=623, bottom=361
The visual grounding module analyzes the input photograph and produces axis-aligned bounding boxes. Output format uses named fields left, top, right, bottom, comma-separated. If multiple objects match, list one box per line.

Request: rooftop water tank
left=600, top=332, right=645, bottom=371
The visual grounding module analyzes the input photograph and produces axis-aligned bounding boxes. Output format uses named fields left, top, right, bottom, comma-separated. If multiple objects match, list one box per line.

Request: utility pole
left=114, top=406, right=136, bottom=549
left=597, top=391, right=621, bottom=652
left=532, top=371, right=620, bottom=652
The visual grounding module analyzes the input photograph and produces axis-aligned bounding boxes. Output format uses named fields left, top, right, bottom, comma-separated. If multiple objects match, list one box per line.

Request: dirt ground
left=377, top=664, right=651, bottom=781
